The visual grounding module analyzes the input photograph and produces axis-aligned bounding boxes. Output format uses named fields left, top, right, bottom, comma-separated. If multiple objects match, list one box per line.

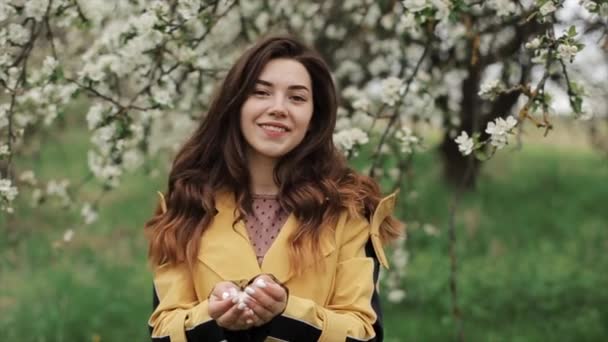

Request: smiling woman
left=144, top=35, right=404, bottom=342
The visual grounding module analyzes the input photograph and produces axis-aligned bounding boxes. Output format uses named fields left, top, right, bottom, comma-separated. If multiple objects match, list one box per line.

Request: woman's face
left=240, top=58, right=314, bottom=162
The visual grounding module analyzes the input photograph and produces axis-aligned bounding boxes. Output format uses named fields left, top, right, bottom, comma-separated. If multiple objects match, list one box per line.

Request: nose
left=268, top=94, right=287, bottom=117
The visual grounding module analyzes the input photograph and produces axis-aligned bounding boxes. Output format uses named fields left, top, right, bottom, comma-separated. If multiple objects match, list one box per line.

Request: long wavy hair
left=145, top=35, right=403, bottom=274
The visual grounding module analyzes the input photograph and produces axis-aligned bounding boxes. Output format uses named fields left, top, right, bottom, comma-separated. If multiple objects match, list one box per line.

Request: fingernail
left=231, top=296, right=239, bottom=304
left=255, top=279, right=267, bottom=288
left=246, top=319, right=253, bottom=324
left=238, top=302, right=247, bottom=310
left=221, top=292, right=230, bottom=300
left=245, top=287, right=255, bottom=295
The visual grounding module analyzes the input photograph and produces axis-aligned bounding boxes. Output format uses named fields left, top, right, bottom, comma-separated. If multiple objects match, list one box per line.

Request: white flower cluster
left=81, top=202, right=99, bottom=225
left=385, top=235, right=408, bottom=303
left=394, top=126, right=420, bottom=154
left=0, top=144, right=9, bottom=157
left=402, top=0, right=430, bottom=12
left=486, top=0, right=518, bottom=17
left=0, top=2, right=17, bottom=22
left=478, top=79, right=505, bottom=100
left=333, top=128, right=370, bottom=156
left=381, top=77, right=404, bottom=106
left=539, top=1, right=557, bottom=16
left=557, top=43, right=579, bottom=62
left=580, top=0, right=598, bottom=12
left=46, top=179, right=71, bottom=207
left=24, top=0, right=49, bottom=21
left=454, top=131, right=474, bottom=156
left=525, top=37, right=542, bottom=50
left=485, top=116, right=518, bottom=149
left=0, top=178, right=18, bottom=213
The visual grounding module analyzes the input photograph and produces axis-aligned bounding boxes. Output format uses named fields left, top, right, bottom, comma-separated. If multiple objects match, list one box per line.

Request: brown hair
left=144, top=35, right=403, bottom=274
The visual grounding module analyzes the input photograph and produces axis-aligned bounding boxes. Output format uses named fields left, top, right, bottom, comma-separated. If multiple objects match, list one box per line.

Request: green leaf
left=474, top=148, right=492, bottom=161
left=571, top=96, right=583, bottom=113
left=567, top=25, right=577, bottom=37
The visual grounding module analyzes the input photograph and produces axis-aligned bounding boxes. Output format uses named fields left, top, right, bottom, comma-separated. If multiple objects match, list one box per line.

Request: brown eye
left=253, top=90, right=269, bottom=96
left=291, top=96, right=306, bottom=102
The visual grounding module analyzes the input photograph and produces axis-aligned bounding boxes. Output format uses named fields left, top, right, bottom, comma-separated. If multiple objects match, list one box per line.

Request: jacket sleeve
left=148, top=262, right=229, bottom=342
left=257, top=214, right=389, bottom=342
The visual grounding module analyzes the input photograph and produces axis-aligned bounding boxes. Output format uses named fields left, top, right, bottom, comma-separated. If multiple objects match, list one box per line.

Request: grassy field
left=1, top=122, right=607, bottom=341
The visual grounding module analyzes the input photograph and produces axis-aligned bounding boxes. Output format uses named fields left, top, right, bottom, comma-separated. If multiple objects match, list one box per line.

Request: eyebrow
left=256, top=79, right=310, bottom=93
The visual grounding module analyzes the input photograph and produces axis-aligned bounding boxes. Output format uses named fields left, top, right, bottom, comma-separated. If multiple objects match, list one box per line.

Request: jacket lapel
left=261, top=213, right=336, bottom=284
left=197, top=191, right=261, bottom=283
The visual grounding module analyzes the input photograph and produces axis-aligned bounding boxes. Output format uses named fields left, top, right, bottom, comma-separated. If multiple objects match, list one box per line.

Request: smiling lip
left=258, top=122, right=290, bottom=138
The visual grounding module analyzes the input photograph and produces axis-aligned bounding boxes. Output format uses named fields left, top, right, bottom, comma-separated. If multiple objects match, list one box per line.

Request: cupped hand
left=208, top=281, right=259, bottom=330
left=241, top=274, right=288, bottom=326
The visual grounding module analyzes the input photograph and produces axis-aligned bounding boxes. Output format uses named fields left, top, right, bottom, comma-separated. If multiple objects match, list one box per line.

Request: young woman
left=145, top=35, right=403, bottom=342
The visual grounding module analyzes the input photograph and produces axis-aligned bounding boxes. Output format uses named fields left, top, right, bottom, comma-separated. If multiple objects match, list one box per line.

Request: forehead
left=257, top=58, right=312, bottom=88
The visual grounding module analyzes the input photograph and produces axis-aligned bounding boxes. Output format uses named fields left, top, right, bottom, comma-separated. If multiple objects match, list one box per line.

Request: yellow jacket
left=148, top=191, right=397, bottom=342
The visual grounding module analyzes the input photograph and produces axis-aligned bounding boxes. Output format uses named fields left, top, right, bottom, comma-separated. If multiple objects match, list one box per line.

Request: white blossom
left=581, top=0, right=597, bottom=11
left=387, top=289, right=406, bottom=303
left=395, top=126, right=420, bottom=154
left=431, top=0, right=452, bottom=20
left=352, top=98, right=371, bottom=112
left=8, top=23, right=30, bottom=45
left=40, top=56, right=58, bottom=79
left=531, top=48, right=549, bottom=64
left=333, top=128, right=369, bottom=154
left=19, top=170, right=37, bottom=185
left=454, top=131, right=474, bottom=156
left=46, top=179, right=70, bottom=206
left=423, top=223, right=440, bottom=236
left=525, top=37, right=542, bottom=50
left=487, top=0, right=517, bottom=17
left=557, top=43, right=578, bottom=62
left=0, top=53, right=11, bottom=67
left=485, top=116, right=517, bottom=149
left=478, top=79, right=505, bottom=100
left=0, top=2, right=17, bottom=22
left=539, top=1, right=557, bottom=16
left=86, top=103, right=106, bottom=130
left=396, top=12, right=417, bottom=34
left=63, top=229, right=74, bottom=242
left=0, top=178, right=18, bottom=212
left=381, top=77, right=404, bottom=106
left=601, top=3, right=608, bottom=17
left=177, top=0, right=201, bottom=20
left=24, top=0, right=49, bottom=21
left=0, top=104, right=9, bottom=129
left=131, top=12, right=157, bottom=35
left=0, top=144, right=9, bottom=156
left=81, top=203, right=99, bottom=224
left=402, top=0, right=431, bottom=12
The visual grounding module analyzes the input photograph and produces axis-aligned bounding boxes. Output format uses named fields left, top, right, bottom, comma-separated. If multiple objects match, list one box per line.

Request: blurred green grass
left=1, top=123, right=607, bottom=341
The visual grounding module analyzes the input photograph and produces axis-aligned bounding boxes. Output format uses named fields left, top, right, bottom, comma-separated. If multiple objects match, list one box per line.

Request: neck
left=248, top=150, right=279, bottom=195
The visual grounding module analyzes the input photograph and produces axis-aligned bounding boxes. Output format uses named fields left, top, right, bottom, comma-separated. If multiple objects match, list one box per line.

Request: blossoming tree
left=0, top=0, right=606, bottom=314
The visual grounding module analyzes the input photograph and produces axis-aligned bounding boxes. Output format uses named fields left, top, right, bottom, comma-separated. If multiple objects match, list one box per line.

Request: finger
left=217, top=304, right=245, bottom=328
left=243, top=286, right=276, bottom=319
left=252, top=278, right=286, bottom=303
left=208, top=298, right=235, bottom=320
left=227, top=307, right=257, bottom=330
left=235, top=307, right=260, bottom=326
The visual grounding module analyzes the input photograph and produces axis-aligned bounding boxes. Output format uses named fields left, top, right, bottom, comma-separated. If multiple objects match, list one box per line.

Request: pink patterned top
left=244, top=194, right=290, bottom=266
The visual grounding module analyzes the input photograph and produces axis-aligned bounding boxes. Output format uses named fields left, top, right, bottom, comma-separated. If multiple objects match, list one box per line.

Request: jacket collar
left=197, top=191, right=335, bottom=285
